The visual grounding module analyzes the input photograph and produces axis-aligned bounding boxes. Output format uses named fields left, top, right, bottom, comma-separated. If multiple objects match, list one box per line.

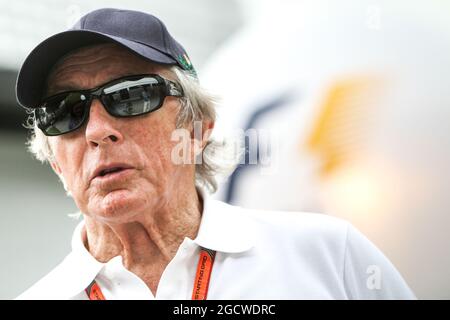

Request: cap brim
left=16, top=29, right=178, bottom=109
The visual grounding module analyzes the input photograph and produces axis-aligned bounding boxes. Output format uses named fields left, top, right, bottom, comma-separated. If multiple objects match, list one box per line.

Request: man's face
left=46, top=43, right=193, bottom=223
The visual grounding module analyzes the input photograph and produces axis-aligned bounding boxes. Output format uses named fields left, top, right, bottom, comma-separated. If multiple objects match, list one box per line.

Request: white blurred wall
left=203, top=0, right=450, bottom=299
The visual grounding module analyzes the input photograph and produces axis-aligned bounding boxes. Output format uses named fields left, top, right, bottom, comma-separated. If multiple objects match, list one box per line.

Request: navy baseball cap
left=16, top=8, right=196, bottom=109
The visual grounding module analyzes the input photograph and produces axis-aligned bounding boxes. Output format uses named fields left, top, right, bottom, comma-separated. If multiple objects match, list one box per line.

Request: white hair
left=169, top=66, right=239, bottom=192
left=25, top=66, right=239, bottom=194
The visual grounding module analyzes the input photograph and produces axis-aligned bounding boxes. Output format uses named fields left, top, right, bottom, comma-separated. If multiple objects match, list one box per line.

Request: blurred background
left=0, top=0, right=449, bottom=299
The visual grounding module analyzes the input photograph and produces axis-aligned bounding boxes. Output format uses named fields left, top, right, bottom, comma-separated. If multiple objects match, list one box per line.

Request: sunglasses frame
left=35, top=74, right=184, bottom=136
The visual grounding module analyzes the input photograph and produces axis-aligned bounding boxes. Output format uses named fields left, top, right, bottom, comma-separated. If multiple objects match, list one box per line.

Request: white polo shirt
left=17, top=194, right=415, bottom=299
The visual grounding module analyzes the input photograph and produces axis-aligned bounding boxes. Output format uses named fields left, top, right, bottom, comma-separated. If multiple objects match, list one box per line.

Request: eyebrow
left=44, top=82, right=84, bottom=98
left=48, top=84, right=80, bottom=93
left=45, top=72, right=145, bottom=97
left=45, top=80, right=103, bottom=98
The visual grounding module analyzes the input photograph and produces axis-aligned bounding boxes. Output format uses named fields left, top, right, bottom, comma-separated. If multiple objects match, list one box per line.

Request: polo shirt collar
left=192, top=189, right=255, bottom=253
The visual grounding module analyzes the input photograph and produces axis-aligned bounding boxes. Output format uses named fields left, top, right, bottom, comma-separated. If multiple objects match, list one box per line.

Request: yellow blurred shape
left=304, top=76, right=383, bottom=177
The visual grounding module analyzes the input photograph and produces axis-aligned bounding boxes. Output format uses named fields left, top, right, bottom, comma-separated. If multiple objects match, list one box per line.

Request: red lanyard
left=85, top=248, right=216, bottom=300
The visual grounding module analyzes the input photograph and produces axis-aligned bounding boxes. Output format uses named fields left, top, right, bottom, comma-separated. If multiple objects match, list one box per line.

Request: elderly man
left=15, top=8, right=415, bottom=300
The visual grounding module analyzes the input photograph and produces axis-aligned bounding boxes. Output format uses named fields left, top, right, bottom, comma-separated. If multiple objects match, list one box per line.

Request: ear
left=200, top=119, right=214, bottom=149
left=189, top=119, right=215, bottom=164
left=50, top=160, right=62, bottom=176
left=50, top=160, right=71, bottom=194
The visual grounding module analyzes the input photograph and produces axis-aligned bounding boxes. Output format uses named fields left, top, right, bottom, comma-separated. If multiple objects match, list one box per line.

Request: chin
left=91, top=189, right=146, bottom=223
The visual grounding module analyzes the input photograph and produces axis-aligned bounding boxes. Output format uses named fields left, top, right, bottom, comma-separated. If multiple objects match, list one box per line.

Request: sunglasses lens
left=36, top=93, right=88, bottom=135
left=102, top=78, right=163, bottom=117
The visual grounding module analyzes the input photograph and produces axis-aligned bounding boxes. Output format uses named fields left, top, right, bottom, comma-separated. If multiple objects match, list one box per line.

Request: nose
left=85, top=99, right=124, bottom=148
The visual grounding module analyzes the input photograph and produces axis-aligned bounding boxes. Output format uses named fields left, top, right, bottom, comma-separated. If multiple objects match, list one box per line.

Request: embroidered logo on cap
left=178, top=53, right=197, bottom=77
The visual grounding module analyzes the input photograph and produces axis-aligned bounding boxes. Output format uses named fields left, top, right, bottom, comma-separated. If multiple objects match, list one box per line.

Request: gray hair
left=25, top=66, right=238, bottom=194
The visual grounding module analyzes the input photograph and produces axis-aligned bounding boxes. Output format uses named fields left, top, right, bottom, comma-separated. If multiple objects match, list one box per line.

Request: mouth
left=99, top=167, right=125, bottom=176
left=92, top=164, right=135, bottom=182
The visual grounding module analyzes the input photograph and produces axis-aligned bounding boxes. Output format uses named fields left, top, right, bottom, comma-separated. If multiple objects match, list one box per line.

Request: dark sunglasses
left=34, top=74, right=183, bottom=136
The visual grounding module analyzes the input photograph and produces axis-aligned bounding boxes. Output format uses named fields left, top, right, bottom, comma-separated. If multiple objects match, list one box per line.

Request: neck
left=82, top=186, right=203, bottom=294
